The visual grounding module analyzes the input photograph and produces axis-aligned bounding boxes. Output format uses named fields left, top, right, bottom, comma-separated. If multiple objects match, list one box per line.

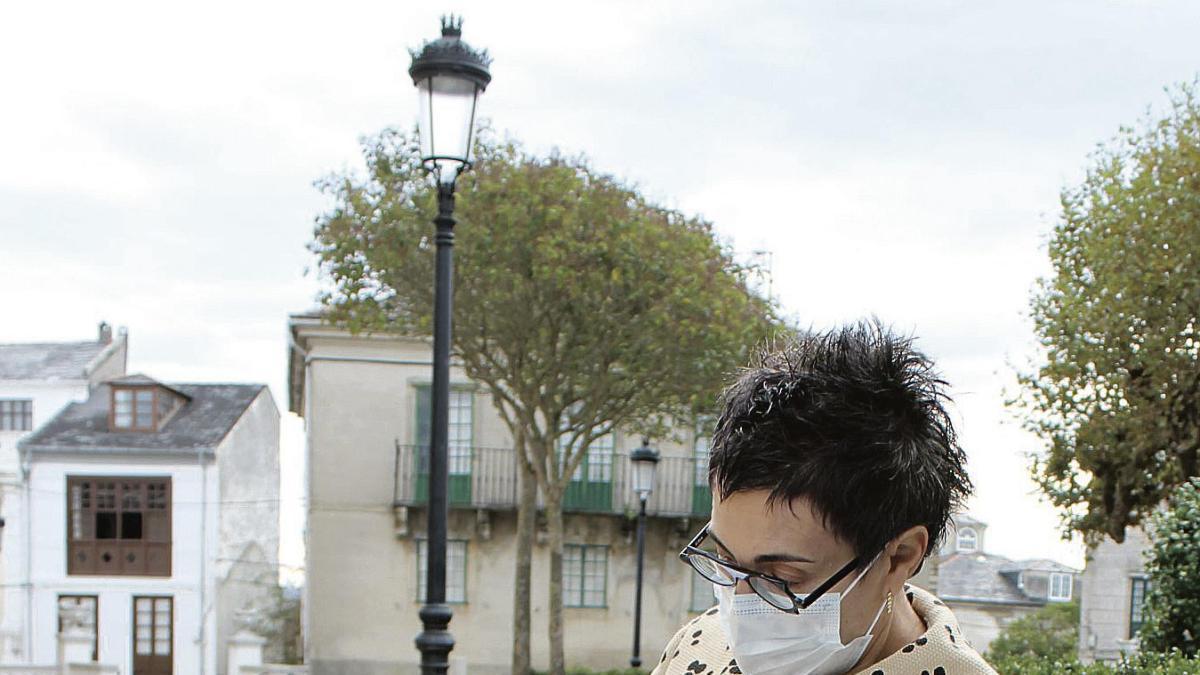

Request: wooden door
left=133, top=596, right=172, bottom=675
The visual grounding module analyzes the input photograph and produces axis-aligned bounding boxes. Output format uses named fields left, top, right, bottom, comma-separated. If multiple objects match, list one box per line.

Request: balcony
left=393, top=444, right=712, bottom=518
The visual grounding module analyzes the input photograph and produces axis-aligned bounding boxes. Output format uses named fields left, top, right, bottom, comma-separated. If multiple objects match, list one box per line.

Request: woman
left=653, top=322, right=996, bottom=675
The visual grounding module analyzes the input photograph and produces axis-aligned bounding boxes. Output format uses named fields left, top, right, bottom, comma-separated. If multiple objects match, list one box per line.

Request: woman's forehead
left=710, top=490, right=849, bottom=560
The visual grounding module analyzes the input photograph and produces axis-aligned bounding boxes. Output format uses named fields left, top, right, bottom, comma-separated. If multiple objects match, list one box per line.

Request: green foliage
left=245, top=584, right=303, bottom=664
left=1140, top=479, right=1200, bottom=656
left=989, top=600, right=1080, bottom=663
left=990, top=650, right=1200, bottom=674
left=1016, top=81, right=1200, bottom=543
left=312, top=129, right=780, bottom=486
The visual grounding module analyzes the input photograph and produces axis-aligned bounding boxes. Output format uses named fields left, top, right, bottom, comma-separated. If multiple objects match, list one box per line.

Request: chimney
left=98, top=322, right=112, bottom=345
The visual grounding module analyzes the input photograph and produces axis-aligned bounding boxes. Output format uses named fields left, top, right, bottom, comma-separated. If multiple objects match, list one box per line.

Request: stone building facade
left=288, top=314, right=716, bottom=675
left=1077, top=527, right=1151, bottom=663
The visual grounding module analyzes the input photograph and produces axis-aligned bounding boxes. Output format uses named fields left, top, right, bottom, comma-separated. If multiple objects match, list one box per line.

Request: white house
left=15, top=373, right=280, bottom=675
left=0, top=323, right=128, bottom=661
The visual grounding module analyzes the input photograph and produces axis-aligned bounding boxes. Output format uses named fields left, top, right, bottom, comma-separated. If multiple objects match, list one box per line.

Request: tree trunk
left=546, top=491, right=567, bottom=675
left=511, top=448, right=537, bottom=675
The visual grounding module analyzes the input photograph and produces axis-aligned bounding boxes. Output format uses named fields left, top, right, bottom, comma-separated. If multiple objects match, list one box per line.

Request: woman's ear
left=886, top=525, right=929, bottom=583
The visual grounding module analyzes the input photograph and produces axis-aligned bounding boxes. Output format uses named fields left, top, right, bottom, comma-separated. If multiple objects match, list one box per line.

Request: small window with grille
left=0, top=399, right=33, bottom=431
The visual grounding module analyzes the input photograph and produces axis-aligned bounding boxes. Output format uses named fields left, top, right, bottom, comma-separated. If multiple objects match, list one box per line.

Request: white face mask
left=715, top=556, right=887, bottom=675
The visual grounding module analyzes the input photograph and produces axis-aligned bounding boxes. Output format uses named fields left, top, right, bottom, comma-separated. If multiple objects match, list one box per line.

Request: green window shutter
left=416, top=386, right=432, bottom=447
left=416, top=386, right=432, bottom=473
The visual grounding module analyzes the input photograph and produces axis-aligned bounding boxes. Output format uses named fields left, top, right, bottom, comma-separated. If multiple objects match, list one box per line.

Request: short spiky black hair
left=709, top=320, right=972, bottom=566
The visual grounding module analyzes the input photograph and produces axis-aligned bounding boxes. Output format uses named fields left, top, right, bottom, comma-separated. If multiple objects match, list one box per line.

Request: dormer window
left=109, top=381, right=184, bottom=432
left=113, top=388, right=153, bottom=430
left=1050, top=572, right=1073, bottom=601
left=956, top=527, right=979, bottom=552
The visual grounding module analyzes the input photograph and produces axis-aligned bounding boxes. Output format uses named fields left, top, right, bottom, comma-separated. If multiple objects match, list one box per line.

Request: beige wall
left=1078, top=528, right=1150, bottom=663
left=950, top=602, right=1033, bottom=654
left=296, top=323, right=710, bottom=675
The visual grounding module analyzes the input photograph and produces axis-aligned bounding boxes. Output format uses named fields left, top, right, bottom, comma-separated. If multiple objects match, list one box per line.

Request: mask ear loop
left=842, top=551, right=891, bottom=638
left=843, top=550, right=883, bottom=597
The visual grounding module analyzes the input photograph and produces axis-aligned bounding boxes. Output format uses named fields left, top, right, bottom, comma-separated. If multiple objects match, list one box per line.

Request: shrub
left=990, top=650, right=1200, bottom=674
left=989, top=600, right=1080, bottom=663
left=1141, top=479, right=1200, bottom=657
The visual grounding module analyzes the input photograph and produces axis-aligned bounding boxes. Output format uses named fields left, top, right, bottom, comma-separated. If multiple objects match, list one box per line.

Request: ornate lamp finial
left=440, top=14, right=463, bottom=38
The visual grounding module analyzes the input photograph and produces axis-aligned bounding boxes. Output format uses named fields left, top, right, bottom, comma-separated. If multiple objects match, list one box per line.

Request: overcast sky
left=3, top=0, right=1199, bottom=579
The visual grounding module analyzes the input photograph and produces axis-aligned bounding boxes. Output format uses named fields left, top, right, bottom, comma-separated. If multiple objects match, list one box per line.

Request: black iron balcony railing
left=393, top=443, right=713, bottom=518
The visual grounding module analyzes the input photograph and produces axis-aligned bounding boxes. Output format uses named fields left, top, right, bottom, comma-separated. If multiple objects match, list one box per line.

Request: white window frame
left=447, top=388, right=473, bottom=476
left=693, top=431, right=711, bottom=487
left=956, top=527, right=978, bottom=552
left=414, top=385, right=474, bottom=476
left=1049, top=571, right=1072, bottom=601
left=417, top=539, right=467, bottom=604
left=557, top=427, right=615, bottom=482
left=563, top=544, right=608, bottom=608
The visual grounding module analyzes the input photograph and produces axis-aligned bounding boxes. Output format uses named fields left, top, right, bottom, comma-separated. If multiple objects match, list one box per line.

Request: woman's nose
left=734, top=579, right=754, bottom=595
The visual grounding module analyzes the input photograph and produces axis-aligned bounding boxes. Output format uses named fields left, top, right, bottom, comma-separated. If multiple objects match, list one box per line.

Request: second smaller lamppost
left=629, top=439, right=660, bottom=668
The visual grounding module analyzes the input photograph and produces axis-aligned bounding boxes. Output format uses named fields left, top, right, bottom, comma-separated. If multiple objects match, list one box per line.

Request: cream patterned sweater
left=651, top=584, right=998, bottom=675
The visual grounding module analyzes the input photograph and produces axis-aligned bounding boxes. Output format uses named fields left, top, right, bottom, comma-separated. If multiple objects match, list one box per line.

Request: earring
left=886, top=591, right=894, bottom=614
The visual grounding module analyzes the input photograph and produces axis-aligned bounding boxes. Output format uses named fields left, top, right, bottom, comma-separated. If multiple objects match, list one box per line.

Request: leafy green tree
left=1140, top=478, right=1200, bottom=655
left=988, top=600, right=1079, bottom=663
left=1016, top=82, right=1200, bottom=543
left=311, top=129, right=779, bottom=674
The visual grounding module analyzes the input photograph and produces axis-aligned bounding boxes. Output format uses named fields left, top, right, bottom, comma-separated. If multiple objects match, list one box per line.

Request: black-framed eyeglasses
left=678, top=522, right=861, bottom=614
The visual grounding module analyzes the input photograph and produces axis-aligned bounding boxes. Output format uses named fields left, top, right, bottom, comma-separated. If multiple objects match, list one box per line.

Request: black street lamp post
left=408, top=16, right=491, bottom=675
left=629, top=439, right=661, bottom=669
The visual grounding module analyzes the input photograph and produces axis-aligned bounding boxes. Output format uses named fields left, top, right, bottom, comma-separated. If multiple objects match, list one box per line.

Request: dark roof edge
left=19, top=444, right=217, bottom=459
left=939, top=595, right=1044, bottom=607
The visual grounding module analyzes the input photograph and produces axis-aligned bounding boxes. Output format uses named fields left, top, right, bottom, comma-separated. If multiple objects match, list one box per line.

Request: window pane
left=95, top=513, right=117, bottom=539
left=563, top=545, right=583, bottom=606
left=448, top=390, right=473, bottom=475
left=0, top=400, right=34, bottom=431
left=96, top=482, right=116, bottom=509
left=154, top=639, right=170, bottom=655
left=57, top=596, right=98, bottom=661
left=71, top=486, right=84, bottom=540
left=415, top=386, right=432, bottom=449
left=122, top=512, right=143, bottom=540
left=114, top=390, right=133, bottom=428
left=1130, top=577, right=1149, bottom=637
left=147, top=483, right=168, bottom=509
left=587, top=440, right=613, bottom=482
left=694, top=435, right=710, bottom=486
left=417, top=540, right=467, bottom=603
left=583, top=547, right=607, bottom=606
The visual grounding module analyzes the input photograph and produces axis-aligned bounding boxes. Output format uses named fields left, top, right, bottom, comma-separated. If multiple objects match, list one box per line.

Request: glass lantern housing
left=630, top=440, right=661, bottom=500
left=409, top=17, right=492, bottom=186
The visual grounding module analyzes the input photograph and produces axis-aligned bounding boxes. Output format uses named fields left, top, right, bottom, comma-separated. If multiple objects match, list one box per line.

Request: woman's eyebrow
left=708, top=529, right=815, bottom=564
